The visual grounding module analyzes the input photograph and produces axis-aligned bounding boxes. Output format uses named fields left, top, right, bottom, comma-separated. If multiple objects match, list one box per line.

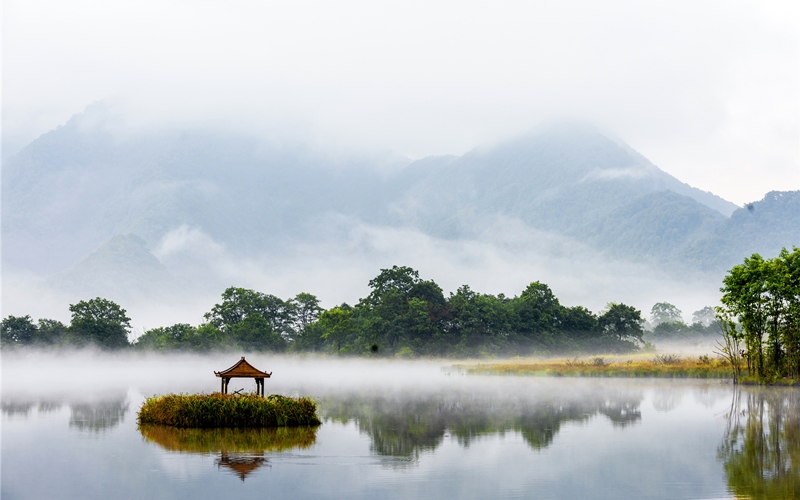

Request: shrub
left=652, top=354, right=681, bottom=365
left=137, top=393, right=321, bottom=428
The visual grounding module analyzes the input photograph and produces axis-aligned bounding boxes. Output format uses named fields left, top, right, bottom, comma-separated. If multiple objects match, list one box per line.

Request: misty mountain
left=46, top=234, right=181, bottom=299
left=3, top=106, right=798, bottom=300
left=380, top=124, right=739, bottom=261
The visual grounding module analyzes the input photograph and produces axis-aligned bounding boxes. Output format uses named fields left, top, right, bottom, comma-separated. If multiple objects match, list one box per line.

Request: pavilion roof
left=214, top=357, right=272, bottom=378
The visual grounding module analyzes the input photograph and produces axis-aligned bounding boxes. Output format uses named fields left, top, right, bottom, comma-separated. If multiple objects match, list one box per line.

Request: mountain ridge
left=2, top=109, right=797, bottom=302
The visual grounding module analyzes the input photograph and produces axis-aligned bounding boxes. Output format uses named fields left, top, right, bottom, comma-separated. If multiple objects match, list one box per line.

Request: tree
left=1, top=315, right=37, bottom=348
left=651, top=321, right=690, bottom=339
left=720, top=254, right=769, bottom=376
left=68, top=298, right=131, bottom=349
left=513, top=282, right=563, bottom=346
left=448, top=285, right=511, bottom=348
left=290, top=292, right=323, bottom=339
left=719, top=247, right=800, bottom=380
left=134, top=323, right=196, bottom=351
left=204, top=287, right=290, bottom=351
left=691, top=306, right=716, bottom=327
left=357, top=266, right=444, bottom=354
left=560, top=306, right=598, bottom=342
left=597, top=303, right=644, bottom=352
left=650, top=302, right=683, bottom=326
left=319, top=306, right=354, bottom=353
left=36, top=319, right=66, bottom=345
left=363, top=266, right=420, bottom=307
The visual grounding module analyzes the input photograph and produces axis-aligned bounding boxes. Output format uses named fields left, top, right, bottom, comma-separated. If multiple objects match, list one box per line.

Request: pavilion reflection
left=215, top=451, right=269, bottom=481
left=139, top=425, right=317, bottom=481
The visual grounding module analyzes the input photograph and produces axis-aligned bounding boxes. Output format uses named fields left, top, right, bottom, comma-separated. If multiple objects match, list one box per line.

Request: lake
left=2, top=352, right=797, bottom=499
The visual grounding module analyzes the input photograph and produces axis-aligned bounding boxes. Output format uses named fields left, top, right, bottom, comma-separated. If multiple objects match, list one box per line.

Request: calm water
left=2, top=353, right=798, bottom=499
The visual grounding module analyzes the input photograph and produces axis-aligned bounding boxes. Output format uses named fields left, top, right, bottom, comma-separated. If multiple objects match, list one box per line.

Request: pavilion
left=214, top=357, right=272, bottom=396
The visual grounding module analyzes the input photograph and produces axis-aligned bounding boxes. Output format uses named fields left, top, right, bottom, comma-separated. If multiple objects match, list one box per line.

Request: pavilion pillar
left=221, top=377, right=225, bottom=394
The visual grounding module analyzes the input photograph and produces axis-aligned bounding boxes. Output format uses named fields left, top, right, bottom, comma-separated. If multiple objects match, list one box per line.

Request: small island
left=137, top=357, right=321, bottom=428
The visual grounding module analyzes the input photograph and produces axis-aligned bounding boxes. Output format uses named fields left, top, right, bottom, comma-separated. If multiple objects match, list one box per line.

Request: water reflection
left=69, top=398, right=129, bottom=432
left=139, top=425, right=318, bottom=481
left=1, top=394, right=129, bottom=433
left=215, top=452, right=269, bottom=481
left=1, top=399, right=65, bottom=417
left=719, top=388, right=800, bottom=499
left=319, top=385, right=643, bottom=460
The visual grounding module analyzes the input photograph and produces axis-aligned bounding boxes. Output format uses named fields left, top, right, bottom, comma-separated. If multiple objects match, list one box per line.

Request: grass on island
left=458, top=354, right=739, bottom=379
left=139, top=423, right=318, bottom=453
left=137, top=393, right=321, bottom=428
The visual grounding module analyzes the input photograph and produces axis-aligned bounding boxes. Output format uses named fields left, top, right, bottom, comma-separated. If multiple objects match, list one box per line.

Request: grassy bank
left=139, top=424, right=317, bottom=452
left=457, top=355, right=736, bottom=379
left=137, top=393, right=321, bottom=428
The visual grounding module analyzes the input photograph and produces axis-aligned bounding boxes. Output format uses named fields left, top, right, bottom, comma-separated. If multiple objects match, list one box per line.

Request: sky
left=3, top=0, right=799, bottom=206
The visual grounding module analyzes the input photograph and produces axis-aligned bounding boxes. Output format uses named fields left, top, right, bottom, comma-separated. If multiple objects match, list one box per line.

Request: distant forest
left=1, top=265, right=719, bottom=357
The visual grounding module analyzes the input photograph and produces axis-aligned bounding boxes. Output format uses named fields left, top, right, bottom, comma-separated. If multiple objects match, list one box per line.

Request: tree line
left=2, top=266, right=651, bottom=356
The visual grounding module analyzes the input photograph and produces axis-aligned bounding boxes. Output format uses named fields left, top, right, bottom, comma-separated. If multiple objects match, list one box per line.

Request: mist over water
left=3, top=351, right=798, bottom=499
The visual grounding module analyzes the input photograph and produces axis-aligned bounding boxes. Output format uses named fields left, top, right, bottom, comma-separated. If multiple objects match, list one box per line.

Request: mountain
left=381, top=124, right=738, bottom=251
left=2, top=107, right=797, bottom=303
left=47, top=234, right=181, bottom=299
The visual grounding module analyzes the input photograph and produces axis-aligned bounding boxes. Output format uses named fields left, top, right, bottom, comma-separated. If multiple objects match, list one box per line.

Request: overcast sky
left=3, top=0, right=798, bottom=205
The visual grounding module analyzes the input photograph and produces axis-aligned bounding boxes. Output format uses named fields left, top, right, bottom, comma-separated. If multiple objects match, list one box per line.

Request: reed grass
left=137, top=393, right=321, bottom=428
left=138, top=424, right=317, bottom=452
left=458, top=355, right=736, bottom=379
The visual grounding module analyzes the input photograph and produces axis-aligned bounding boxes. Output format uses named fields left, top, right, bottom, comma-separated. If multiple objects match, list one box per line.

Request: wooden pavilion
left=214, top=357, right=272, bottom=396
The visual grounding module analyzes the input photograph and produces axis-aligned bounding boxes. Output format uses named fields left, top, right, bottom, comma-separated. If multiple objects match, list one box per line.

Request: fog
left=3, top=1, right=796, bottom=335
left=1, top=349, right=783, bottom=500
left=0, top=349, right=727, bottom=405
left=1, top=215, right=721, bottom=333
left=4, top=0, right=799, bottom=205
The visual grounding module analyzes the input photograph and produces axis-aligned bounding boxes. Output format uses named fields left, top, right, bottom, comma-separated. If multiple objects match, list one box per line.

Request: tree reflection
left=139, top=425, right=317, bottom=481
left=319, top=386, right=642, bottom=459
left=718, top=388, right=800, bottom=499
left=1, top=399, right=65, bottom=417
left=1, top=400, right=35, bottom=417
left=69, top=398, right=129, bottom=432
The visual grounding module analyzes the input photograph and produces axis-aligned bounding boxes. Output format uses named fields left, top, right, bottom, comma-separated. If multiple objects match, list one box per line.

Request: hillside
left=2, top=107, right=797, bottom=302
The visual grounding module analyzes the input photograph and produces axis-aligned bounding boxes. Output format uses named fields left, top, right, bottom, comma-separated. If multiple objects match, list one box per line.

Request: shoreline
left=453, top=356, right=799, bottom=386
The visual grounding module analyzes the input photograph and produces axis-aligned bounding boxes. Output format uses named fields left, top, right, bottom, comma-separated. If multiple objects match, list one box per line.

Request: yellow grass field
left=455, top=353, right=737, bottom=379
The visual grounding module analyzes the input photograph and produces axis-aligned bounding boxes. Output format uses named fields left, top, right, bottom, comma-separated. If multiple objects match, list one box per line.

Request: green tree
left=134, top=323, right=196, bottom=351
left=319, top=306, right=354, bottom=353
left=448, top=285, right=511, bottom=352
left=720, top=247, right=800, bottom=380
left=36, top=319, right=67, bottom=345
left=720, top=254, right=770, bottom=377
left=363, top=266, right=420, bottom=307
left=1, top=315, right=37, bottom=348
left=597, top=303, right=644, bottom=352
left=68, top=298, right=131, bottom=349
left=352, top=266, right=457, bottom=355
left=289, top=292, right=323, bottom=345
left=559, top=306, right=599, bottom=347
left=512, top=282, right=563, bottom=348
left=204, top=287, right=290, bottom=351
